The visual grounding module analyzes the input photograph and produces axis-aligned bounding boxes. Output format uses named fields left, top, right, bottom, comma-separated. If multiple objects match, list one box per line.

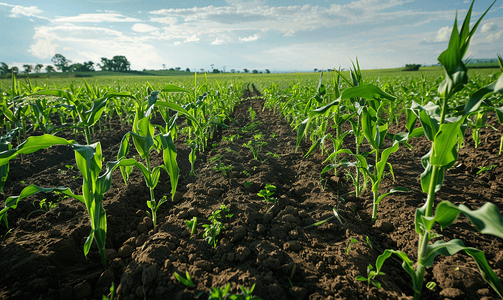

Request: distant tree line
left=403, top=64, right=421, bottom=71
left=1, top=53, right=132, bottom=76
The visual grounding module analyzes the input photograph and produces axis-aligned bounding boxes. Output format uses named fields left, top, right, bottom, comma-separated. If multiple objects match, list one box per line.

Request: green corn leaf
left=430, top=118, right=464, bottom=167
left=420, top=160, right=446, bottom=194
left=465, top=72, right=503, bottom=115
left=0, top=185, right=82, bottom=229
left=85, top=96, right=109, bottom=127
left=437, top=201, right=503, bottom=238
left=421, top=238, right=503, bottom=298
left=96, top=158, right=137, bottom=196
left=154, top=101, right=202, bottom=133
left=296, top=118, right=309, bottom=152
left=465, top=248, right=503, bottom=298
left=135, top=162, right=154, bottom=188
left=161, top=84, right=189, bottom=93
left=150, top=166, right=162, bottom=189
left=174, top=271, right=194, bottom=288
left=376, top=249, right=416, bottom=284
left=0, top=135, right=76, bottom=165
left=158, top=133, right=179, bottom=200
left=375, top=142, right=399, bottom=183
left=376, top=187, right=408, bottom=206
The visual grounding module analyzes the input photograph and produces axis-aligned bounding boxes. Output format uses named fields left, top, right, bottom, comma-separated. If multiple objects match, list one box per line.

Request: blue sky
left=1, top=0, right=502, bottom=72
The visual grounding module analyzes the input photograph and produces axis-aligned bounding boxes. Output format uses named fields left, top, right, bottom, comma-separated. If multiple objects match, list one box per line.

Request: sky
left=0, top=0, right=502, bottom=73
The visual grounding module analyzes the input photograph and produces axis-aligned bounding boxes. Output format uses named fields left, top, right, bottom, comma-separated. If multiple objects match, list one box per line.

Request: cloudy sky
left=1, top=0, right=502, bottom=72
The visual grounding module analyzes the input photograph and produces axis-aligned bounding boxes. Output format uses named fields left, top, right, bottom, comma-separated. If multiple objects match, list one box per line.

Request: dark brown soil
left=1, top=85, right=502, bottom=300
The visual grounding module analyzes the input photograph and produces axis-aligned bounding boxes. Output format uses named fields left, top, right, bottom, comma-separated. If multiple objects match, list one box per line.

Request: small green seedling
left=248, top=107, right=256, bottom=121
left=101, top=282, right=115, bottom=300
left=174, top=271, right=194, bottom=288
left=244, top=181, right=252, bottom=188
left=185, top=217, right=198, bottom=238
left=213, top=162, right=232, bottom=178
left=203, top=208, right=225, bottom=248
left=346, top=238, right=359, bottom=255
left=288, top=265, right=297, bottom=288
left=476, top=164, right=497, bottom=175
left=366, top=236, right=373, bottom=249
left=27, top=198, right=57, bottom=219
left=356, top=264, right=385, bottom=289
left=257, top=184, right=277, bottom=212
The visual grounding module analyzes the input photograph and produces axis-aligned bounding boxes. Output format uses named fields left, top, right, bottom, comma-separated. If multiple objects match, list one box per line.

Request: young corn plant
left=375, top=2, right=503, bottom=299
left=32, top=81, right=136, bottom=144
left=203, top=208, right=226, bottom=248
left=0, top=135, right=136, bottom=265
left=118, top=85, right=201, bottom=227
left=257, top=183, right=278, bottom=212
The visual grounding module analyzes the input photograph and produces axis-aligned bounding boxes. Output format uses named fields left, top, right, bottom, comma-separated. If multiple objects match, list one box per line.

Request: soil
left=1, top=85, right=503, bottom=300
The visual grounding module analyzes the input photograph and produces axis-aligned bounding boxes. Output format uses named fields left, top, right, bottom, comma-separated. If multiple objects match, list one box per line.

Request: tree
left=185, top=68, right=191, bottom=72
left=51, top=54, right=71, bottom=72
left=403, top=64, right=421, bottom=71
left=175, top=67, right=181, bottom=71
left=265, top=69, right=270, bottom=74
left=11, top=66, right=18, bottom=74
left=252, top=69, right=258, bottom=74
left=23, top=64, right=33, bottom=74
left=200, top=68, right=205, bottom=73
left=84, top=61, right=95, bottom=71
left=212, top=69, right=220, bottom=73
left=34, top=64, right=43, bottom=73
left=230, top=69, right=236, bottom=73
left=0, top=62, right=9, bottom=75
left=99, top=58, right=110, bottom=71
left=45, top=65, right=55, bottom=73
left=162, top=64, right=166, bottom=69
left=243, top=68, right=249, bottom=73
left=98, top=56, right=130, bottom=72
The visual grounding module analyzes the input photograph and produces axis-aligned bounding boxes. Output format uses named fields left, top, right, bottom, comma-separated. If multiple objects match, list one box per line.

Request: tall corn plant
left=374, top=2, right=503, bottom=299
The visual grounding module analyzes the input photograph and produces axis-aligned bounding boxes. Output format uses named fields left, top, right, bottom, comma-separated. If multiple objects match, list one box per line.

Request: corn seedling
left=356, top=264, right=385, bottom=289
left=248, top=107, right=256, bottom=121
left=118, top=85, right=201, bottom=226
left=27, top=198, right=58, bottom=219
left=476, top=164, right=497, bottom=175
left=375, top=2, right=503, bottom=299
left=303, top=207, right=343, bottom=230
left=257, top=183, right=277, bottom=212
left=174, top=271, right=194, bottom=288
left=101, top=282, right=115, bottom=300
left=346, top=238, right=359, bottom=255
left=203, top=207, right=226, bottom=248
left=185, top=217, right=198, bottom=239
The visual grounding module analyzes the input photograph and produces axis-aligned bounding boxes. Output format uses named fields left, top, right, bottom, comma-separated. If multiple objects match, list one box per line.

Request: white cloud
left=0, top=2, right=50, bottom=20
left=486, top=29, right=503, bottom=42
left=28, top=38, right=58, bottom=59
left=239, top=34, right=259, bottom=42
left=435, top=26, right=452, bottom=42
left=28, top=24, right=165, bottom=70
left=53, top=13, right=141, bottom=23
left=184, top=34, right=200, bottom=43
left=150, top=16, right=177, bottom=25
left=174, top=41, right=181, bottom=45
left=211, top=38, right=225, bottom=45
left=132, top=23, right=159, bottom=33
left=481, top=22, right=497, bottom=33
